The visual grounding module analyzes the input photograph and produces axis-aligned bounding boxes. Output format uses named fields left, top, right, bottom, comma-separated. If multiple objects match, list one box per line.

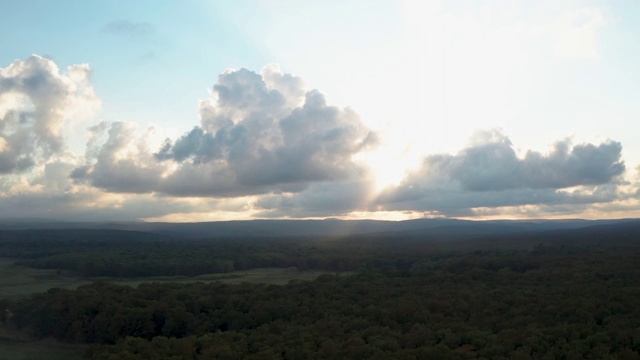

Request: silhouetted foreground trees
left=2, top=241, right=640, bottom=359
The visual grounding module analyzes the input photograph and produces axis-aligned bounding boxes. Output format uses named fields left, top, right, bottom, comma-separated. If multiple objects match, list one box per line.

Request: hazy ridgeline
left=1, top=219, right=640, bottom=359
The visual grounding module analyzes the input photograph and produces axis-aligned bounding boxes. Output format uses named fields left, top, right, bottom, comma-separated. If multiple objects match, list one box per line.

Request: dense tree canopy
left=2, top=233, right=640, bottom=359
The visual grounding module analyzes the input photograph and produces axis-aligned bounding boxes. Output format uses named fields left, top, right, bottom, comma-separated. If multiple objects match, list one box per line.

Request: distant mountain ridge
left=0, top=218, right=638, bottom=240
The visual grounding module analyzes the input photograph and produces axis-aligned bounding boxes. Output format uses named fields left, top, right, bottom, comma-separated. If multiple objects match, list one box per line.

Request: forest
left=1, top=219, right=640, bottom=359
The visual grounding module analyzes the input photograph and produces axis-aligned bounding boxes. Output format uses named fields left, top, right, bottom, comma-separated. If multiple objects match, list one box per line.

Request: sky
left=1, top=0, right=640, bottom=222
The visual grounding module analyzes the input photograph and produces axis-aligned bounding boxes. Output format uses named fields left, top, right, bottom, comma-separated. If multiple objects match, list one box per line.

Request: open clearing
left=0, top=258, right=85, bottom=298
left=0, top=258, right=343, bottom=298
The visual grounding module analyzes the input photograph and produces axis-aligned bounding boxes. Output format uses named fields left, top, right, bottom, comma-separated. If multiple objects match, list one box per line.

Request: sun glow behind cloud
left=348, top=0, right=619, bottom=196
left=343, top=0, right=534, bottom=191
left=287, top=0, right=533, bottom=191
left=0, top=1, right=639, bottom=221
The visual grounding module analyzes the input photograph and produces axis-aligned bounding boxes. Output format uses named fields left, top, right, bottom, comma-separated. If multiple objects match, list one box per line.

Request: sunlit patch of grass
left=0, top=258, right=85, bottom=298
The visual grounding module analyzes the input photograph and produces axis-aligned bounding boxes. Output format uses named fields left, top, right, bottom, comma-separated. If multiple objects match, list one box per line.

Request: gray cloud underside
left=0, top=191, right=208, bottom=222
left=378, top=184, right=624, bottom=217
left=247, top=178, right=626, bottom=219
left=254, top=180, right=375, bottom=218
left=377, top=131, right=626, bottom=215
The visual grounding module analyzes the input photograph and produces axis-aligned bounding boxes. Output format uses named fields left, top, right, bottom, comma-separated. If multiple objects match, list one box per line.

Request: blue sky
left=1, top=1, right=267, bottom=129
left=1, top=0, right=639, bottom=221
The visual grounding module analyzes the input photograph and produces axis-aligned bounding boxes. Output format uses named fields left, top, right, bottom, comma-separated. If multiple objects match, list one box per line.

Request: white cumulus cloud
left=0, top=55, right=99, bottom=174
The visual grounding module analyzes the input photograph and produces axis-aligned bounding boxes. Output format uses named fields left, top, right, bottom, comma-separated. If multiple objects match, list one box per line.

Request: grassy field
left=0, top=258, right=86, bottom=299
left=93, top=267, right=343, bottom=288
left=0, top=258, right=344, bottom=298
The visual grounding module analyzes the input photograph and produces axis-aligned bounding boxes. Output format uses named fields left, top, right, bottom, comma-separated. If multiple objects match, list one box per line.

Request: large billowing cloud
left=423, top=130, right=624, bottom=192
left=73, top=65, right=377, bottom=197
left=376, top=130, right=628, bottom=216
left=0, top=55, right=99, bottom=174
left=70, top=121, right=164, bottom=193
left=1, top=55, right=638, bottom=221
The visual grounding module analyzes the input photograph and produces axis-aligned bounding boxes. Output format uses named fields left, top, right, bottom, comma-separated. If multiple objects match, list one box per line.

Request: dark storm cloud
left=74, top=66, right=377, bottom=197
left=0, top=55, right=98, bottom=173
left=377, top=131, right=626, bottom=215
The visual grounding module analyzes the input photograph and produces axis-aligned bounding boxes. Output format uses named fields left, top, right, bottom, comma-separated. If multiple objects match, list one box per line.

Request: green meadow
left=0, top=258, right=340, bottom=299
